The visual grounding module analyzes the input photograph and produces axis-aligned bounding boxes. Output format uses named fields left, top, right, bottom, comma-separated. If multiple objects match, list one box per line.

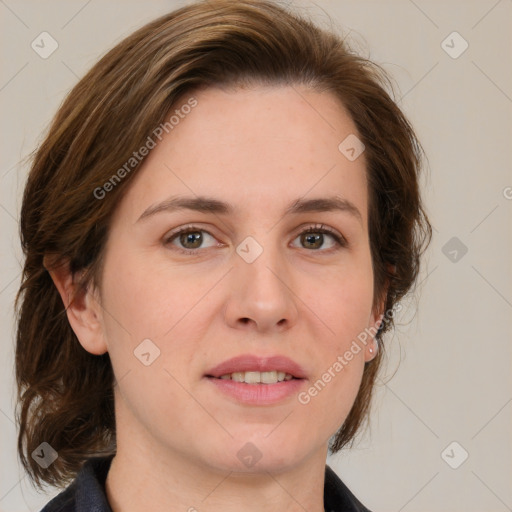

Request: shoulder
left=39, top=482, right=76, bottom=512
left=324, top=465, right=373, bottom=512
left=38, top=456, right=114, bottom=512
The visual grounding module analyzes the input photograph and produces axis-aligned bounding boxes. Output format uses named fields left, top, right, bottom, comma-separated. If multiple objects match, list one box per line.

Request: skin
left=49, top=84, right=385, bottom=512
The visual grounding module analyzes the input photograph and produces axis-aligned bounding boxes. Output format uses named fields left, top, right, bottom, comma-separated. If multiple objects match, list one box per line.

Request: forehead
left=114, top=85, right=368, bottom=224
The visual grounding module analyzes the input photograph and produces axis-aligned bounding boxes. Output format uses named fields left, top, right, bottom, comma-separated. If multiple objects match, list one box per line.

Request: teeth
left=217, top=371, right=295, bottom=384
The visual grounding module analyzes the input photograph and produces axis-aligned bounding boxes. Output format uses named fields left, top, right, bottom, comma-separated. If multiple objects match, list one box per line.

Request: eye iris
left=173, top=228, right=334, bottom=252
left=303, top=232, right=322, bottom=249
left=181, top=231, right=202, bottom=249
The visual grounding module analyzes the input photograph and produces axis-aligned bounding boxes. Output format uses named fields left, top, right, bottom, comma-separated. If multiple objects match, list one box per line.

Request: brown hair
left=15, top=0, right=432, bottom=489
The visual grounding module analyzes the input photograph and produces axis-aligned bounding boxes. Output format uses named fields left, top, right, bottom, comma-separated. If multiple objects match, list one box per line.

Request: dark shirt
left=40, top=456, right=371, bottom=512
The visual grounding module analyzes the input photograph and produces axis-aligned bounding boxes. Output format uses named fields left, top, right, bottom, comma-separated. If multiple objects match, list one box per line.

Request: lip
left=204, top=354, right=308, bottom=379
left=206, top=377, right=305, bottom=405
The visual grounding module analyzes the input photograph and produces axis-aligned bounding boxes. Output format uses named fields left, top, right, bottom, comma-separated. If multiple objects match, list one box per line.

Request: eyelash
left=164, top=223, right=348, bottom=255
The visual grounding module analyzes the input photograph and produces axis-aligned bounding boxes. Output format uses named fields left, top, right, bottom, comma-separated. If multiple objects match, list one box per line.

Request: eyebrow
left=136, top=195, right=363, bottom=225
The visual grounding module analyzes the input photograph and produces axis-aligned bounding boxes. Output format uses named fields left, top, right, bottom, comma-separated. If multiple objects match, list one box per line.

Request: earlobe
left=365, top=270, right=392, bottom=363
left=364, top=312, right=382, bottom=362
left=43, top=255, right=108, bottom=355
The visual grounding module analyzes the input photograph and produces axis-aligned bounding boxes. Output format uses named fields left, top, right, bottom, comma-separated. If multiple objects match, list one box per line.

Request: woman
left=14, top=1, right=432, bottom=510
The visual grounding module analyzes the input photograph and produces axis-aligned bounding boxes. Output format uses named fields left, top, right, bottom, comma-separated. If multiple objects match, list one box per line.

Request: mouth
left=204, top=354, right=307, bottom=404
left=205, top=370, right=301, bottom=384
left=204, top=354, right=308, bottom=382
left=204, top=363, right=306, bottom=405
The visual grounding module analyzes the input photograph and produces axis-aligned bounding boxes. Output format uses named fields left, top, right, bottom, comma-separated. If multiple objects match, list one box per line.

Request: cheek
left=295, top=262, right=373, bottom=429
left=307, top=259, right=375, bottom=346
left=99, top=249, right=204, bottom=340
left=114, top=366, right=195, bottom=427
left=98, top=249, right=218, bottom=394
left=98, top=254, right=202, bottom=428
left=297, top=346, right=366, bottom=440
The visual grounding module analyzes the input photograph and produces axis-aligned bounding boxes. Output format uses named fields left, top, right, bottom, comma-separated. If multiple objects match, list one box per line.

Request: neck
left=105, top=428, right=327, bottom=512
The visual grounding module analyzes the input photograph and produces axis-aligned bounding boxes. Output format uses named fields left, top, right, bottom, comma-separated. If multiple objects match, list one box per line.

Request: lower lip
left=205, top=377, right=306, bottom=405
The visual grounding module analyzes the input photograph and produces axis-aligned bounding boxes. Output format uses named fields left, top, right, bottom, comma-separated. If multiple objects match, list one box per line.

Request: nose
left=223, top=241, right=299, bottom=333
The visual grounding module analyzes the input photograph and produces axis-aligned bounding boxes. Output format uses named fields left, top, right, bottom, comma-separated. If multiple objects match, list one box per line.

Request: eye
left=164, top=225, right=220, bottom=254
left=292, top=224, right=347, bottom=252
left=164, top=223, right=347, bottom=255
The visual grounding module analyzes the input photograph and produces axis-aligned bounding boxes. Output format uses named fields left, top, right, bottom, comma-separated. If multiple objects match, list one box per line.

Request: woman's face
left=93, top=85, right=382, bottom=473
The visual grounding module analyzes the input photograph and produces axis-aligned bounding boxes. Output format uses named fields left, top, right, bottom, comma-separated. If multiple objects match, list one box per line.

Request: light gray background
left=1, top=1, right=511, bottom=511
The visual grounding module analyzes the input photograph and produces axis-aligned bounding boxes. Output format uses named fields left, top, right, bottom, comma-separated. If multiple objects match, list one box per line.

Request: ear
left=44, top=255, right=108, bottom=355
left=364, top=263, right=395, bottom=362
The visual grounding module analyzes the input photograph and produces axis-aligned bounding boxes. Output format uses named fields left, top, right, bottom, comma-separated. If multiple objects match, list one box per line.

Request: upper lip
left=205, top=354, right=307, bottom=379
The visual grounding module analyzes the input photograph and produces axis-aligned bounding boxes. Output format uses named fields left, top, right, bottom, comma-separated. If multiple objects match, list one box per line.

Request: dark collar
left=41, top=456, right=371, bottom=512
left=323, top=464, right=371, bottom=512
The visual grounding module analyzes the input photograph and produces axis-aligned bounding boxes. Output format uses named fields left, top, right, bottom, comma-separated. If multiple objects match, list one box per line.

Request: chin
left=204, top=437, right=306, bottom=475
